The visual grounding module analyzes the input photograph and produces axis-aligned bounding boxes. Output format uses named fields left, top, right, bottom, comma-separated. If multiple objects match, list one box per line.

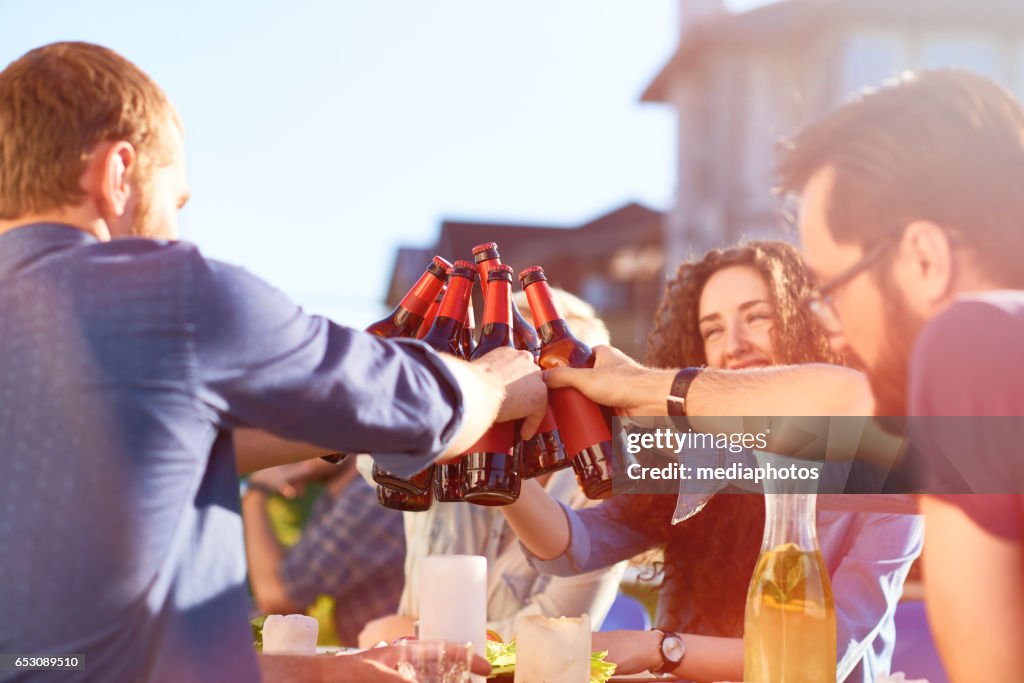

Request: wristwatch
left=666, top=367, right=701, bottom=416
left=652, top=628, right=686, bottom=675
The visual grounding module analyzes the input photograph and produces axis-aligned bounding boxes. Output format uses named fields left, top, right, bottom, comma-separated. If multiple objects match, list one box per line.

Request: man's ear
left=95, top=141, right=137, bottom=223
left=895, top=220, right=955, bottom=313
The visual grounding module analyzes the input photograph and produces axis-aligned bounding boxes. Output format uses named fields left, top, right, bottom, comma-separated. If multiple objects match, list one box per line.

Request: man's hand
left=260, top=642, right=491, bottom=682
left=438, top=347, right=546, bottom=456
left=360, top=642, right=492, bottom=677
left=358, top=614, right=416, bottom=649
left=468, top=348, right=548, bottom=438
left=543, top=346, right=675, bottom=416
left=470, top=346, right=547, bottom=437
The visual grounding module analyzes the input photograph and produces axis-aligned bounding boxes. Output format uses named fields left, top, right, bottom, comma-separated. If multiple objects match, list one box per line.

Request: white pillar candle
left=419, top=555, right=487, bottom=682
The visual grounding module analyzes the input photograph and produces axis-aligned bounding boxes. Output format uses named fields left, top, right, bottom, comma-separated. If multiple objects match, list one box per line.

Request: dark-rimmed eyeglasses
left=803, top=234, right=900, bottom=334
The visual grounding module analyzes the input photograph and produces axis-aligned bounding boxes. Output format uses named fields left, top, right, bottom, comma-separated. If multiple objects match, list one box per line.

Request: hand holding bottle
left=470, top=345, right=547, bottom=435
left=543, top=345, right=676, bottom=417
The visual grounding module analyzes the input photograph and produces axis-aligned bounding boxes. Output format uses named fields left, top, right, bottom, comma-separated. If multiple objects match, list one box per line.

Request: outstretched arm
left=543, top=346, right=873, bottom=417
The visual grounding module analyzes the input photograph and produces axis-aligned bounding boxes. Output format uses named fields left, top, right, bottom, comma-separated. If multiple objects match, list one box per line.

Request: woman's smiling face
left=697, top=265, right=777, bottom=370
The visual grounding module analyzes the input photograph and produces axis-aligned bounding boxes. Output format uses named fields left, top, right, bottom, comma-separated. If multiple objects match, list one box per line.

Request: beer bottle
left=366, top=256, right=451, bottom=339
left=421, top=260, right=477, bottom=502
left=372, top=256, right=452, bottom=510
left=416, top=285, right=446, bottom=339
left=463, top=265, right=521, bottom=505
left=520, top=266, right=626, bottom=500
left=461, top=299, right=478, bottom=358
left=377, top=481, right=432, bottom=512
left=472, top=242, right=539, bottom=352
left=473, top=243, right=569, bottom=478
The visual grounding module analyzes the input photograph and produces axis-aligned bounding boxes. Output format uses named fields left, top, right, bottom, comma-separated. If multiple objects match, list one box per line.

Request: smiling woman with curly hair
left=623, top=240, right=843, bottom=638
left=500, top=240, right=922, bottom=683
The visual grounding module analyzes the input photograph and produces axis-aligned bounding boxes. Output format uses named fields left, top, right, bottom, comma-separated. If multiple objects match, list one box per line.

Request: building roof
left=384, top=202, right=664, bottom=307
left=642, top=0, right=1024, bottom=101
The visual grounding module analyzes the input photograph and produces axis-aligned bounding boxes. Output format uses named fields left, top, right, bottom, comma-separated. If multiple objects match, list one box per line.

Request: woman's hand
left=591, top=629, right=662, bottom=675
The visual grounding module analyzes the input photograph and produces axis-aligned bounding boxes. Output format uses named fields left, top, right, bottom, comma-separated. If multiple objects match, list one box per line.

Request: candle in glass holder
left=514, top=614, right=591, bottom=683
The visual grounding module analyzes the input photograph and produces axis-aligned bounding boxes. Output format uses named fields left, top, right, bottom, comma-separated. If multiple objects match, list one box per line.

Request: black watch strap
left=666, top=367, right=701, bottom=417
left=651, top=628, right=685, bottom=675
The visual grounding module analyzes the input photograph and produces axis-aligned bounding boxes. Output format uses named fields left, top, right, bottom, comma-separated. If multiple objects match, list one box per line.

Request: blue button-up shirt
left=0, top=224, right=462, bottom=682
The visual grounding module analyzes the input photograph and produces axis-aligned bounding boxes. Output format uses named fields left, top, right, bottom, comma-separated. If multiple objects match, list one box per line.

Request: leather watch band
left=666, top=367, right=701, bottom=417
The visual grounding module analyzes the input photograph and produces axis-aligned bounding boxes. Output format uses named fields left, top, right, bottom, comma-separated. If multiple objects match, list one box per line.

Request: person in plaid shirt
left=243, top=458, right=405, bottom=646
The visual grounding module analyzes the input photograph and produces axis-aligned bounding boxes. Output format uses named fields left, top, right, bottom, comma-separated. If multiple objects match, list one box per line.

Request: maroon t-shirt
left=909, top=290, right=1024, bottom=540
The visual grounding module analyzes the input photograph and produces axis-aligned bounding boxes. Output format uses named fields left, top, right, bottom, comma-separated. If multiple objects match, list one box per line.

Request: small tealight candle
left=262, top=614, right=319, bottom=656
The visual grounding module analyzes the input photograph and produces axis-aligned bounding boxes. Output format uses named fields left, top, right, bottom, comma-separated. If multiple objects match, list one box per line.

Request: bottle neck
left=483, top=279, right=512, bottom=327
left=761, top=493, right=819, bottom=552
left=476, top=256, right=500, bottom=298
left=436, top=274, right=473, bottom=323
left=416, top=289, right=445, bottom=339
left=400, top=268, right=446, bottom=318
left=523, top=279, right=562, bottom=330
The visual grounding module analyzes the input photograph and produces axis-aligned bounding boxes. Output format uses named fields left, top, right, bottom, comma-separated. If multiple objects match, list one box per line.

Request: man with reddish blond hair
left=0, top=42, right=543, bottom=682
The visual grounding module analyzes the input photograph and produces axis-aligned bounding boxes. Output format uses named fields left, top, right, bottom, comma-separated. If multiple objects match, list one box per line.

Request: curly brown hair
left=646, top=240, right=838, bottom=369
left=615, top=240, right=840, bottom=637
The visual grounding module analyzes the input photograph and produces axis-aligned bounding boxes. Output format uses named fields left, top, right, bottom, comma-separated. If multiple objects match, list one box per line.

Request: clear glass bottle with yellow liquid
left=744, top=455, right=836, bottom=683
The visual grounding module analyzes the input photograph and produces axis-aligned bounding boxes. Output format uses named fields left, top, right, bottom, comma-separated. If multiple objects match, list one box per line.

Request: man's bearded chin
left=866, top=285, right=926, bottom=417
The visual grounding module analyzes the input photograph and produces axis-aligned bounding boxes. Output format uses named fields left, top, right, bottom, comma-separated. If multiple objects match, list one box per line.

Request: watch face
left=662, top=635, right=686, bottom=663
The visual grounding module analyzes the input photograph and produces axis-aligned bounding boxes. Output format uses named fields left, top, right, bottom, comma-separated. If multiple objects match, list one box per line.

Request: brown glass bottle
left=461, top=300, right=478, bottom=358
left=421, top=260, right=477, bottom=502
left=472, top=242, right=539, bottom=352
left=416, top=285, right=446, bottom=339
left=377, top=480, right=432, bottom=512
left=366, top=256, right=451, bottom=338
left=371, top=256, right=451, bottom=509
left=520, top=266, right=629, bottom=500
left=474, top=242, right=569, bottom=478
left=462, top=265, right=521, bottom=505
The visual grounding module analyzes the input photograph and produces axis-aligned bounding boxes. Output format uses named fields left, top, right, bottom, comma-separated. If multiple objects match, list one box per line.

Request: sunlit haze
left=1, top=0, right=776, bottom=326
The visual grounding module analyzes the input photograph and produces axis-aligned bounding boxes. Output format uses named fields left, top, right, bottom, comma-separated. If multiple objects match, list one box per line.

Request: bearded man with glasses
left=542, top=69, right=1024, bottom=681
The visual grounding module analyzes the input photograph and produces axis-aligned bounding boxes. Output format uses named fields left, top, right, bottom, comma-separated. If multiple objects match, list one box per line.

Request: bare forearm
left=687, top=364, right=873, bottom=417
left=236, top=429, right=334, bottom=475
left=242, top=491, right=297, bottom=613
left=499, top=479, right=571, bottom=560
left=671, top=634, right=744, bottom=683
left=597, top=630, right=744, bottom=682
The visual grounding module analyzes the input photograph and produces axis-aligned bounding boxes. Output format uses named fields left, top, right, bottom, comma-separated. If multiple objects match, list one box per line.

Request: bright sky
left=1, top=0, right=773, bottom=327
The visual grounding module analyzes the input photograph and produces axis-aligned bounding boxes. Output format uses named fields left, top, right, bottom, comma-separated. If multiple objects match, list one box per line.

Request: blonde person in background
left=358, top=286, right=625, bottom=646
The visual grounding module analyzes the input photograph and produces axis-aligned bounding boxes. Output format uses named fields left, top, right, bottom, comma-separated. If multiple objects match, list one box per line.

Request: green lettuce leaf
left=251, top=615, right=267, bottom=651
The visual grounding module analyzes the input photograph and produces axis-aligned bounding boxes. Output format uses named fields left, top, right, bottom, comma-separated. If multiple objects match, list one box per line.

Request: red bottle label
left=548, top=387, right=611, bottom=457
left=538, top=405, right=558, bottom=433
left=466, top=420, right=516, bottom=454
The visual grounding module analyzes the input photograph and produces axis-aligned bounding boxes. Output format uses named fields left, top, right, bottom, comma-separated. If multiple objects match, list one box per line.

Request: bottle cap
left=430, top=256, right=454, bottom=276
left=472, top=242, right=499, bottom=258
left=518, top=266, right=547, bottom=285
left=451, top=260, right=478, bottom=280
left=486, top=264, right=514, bottom=282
